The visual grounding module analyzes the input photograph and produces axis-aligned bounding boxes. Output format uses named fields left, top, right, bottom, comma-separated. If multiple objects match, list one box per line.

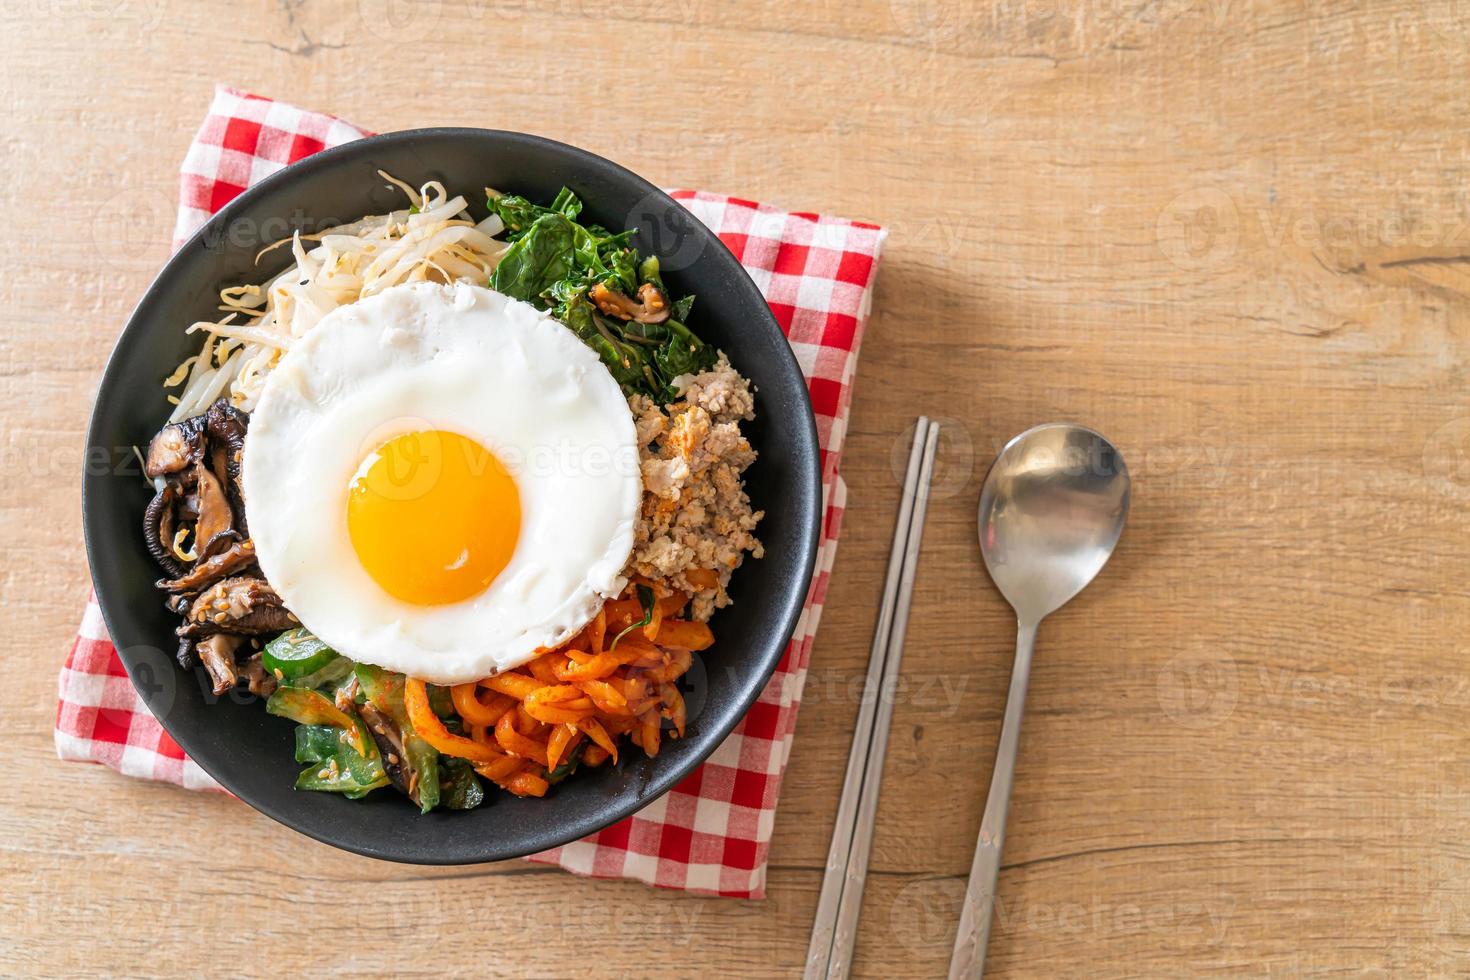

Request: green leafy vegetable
left=639, top=254, right=663, bottom=287
left=297, top=657, right=353, bottom=691
left=489, top=212, right=577, bottom=302
left=294, top=764, right=386, bottom=798
left=438, top=757, right=486, bottom=810
left=550, top=186, right=583, bottom=221
left=354, top=663, right=408, bottom=725
left=297, top=716, right=382, bottom=786
left=354, top=663, right=452, bottom=721
left=291, top=721, right=389, bottom=799
left=609, top=584, right=656, bottom=651
left=293, top=723, right=341, bottom=764
left=267, top=686, right=352, bottom=728
left=429, top=684, right=455, bottom=719
left=404, top=734, right=441, bottom=813
left=485, top=188, right=716, bottom=401
left=352, top=663, right=447, bottom=813
left=654, top=317, right=715, bottom=381
left=486, top=188, right=581, bottom=233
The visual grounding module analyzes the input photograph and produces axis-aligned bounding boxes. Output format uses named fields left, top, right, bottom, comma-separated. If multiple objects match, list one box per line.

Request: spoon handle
left=948, top=618, right=1037, bottom=980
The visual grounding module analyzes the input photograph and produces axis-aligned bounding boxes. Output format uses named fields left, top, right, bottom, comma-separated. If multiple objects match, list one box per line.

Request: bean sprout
left=165, top=174, right=509, bottom=420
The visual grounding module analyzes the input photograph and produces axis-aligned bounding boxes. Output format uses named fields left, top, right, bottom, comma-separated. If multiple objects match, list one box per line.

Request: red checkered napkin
left=57, top=85, right=886, bottom=898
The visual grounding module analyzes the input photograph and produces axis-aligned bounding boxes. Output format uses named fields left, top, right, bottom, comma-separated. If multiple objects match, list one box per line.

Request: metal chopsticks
left=805, top=417, right=941, bottom=979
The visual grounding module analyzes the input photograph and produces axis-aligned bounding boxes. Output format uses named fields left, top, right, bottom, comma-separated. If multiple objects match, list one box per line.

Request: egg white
left=242, top=280, right=641, bottom=685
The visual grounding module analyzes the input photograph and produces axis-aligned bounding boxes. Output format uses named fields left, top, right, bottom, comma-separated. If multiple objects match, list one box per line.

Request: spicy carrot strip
left=439, top=588, right=716, bottom=794
left=576, top=717, right=619, bottom=765
left=541, top=652, right=573, bottom=678
left=462, top=724, right=513, bottom=766
left=494, top=710, right=550, bottom=767
left=601, top=714, right=637, bottom=737
left=529, top=684, right=589, bottom=703
left=523, top=686, right=596, bottom=725
left=473, top=753, right=522, bottom=781
left=575, top=679, right=627, bottom=708
left=552, top=652, right=620, bottom=682
left=589, top=605, right=606, bottom=654
left=504, top=769, right=549, bottom=797
left=481, top=672, right=541, bottom=700
left=403, top=677, right=504, bottom=764
left=643, top=596, right=665, bottom=640
left=638, top=708, right=660, bottom=758
left=561, top=728, right=585, bottom=764
left=659, top=682, right=686, bottom=738
left=546, top=724, right=584, bottom=772
left=562, top=729, right=586, bottom=765
left=552, top=646, right=648, bottom=681
left=602, top=598, right=643, bottom=629
left=574, top=676, right=647, bottom=717
left=526, top=656, right=560, bottom=686
left=630, top=650, right=667, bottom=670
left=476, top=756, right=521, bottom=782
left=613, top=675, right=651, bottom=703
left=637, top=648, right=693, bottom=683
left=450, top=683, right=512, bottom=725
left=611, top=634, right=661, bottom=660
left=486, top=691, right=517, bottom=722
left=652, top=620, right=714, bottom=651
left=469, top=720, right=495, bottom=747
left=579, top=678, right=637, bottom=717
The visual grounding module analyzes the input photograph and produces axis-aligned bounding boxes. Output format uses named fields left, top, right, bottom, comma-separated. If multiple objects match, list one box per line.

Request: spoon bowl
left=978, top=423, right=1130, bottom=625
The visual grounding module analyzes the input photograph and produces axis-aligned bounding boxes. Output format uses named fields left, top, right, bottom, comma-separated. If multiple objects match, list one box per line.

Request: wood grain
left=6, top=0, right=1470, bottom=975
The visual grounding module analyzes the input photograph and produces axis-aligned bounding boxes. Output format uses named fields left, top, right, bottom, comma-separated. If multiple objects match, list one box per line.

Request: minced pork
left=624, top=354, right=764, bottom=621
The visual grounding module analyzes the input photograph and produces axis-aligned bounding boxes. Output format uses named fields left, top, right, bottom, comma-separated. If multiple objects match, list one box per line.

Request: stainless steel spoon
left=948, top=423, right=1131, bottom=979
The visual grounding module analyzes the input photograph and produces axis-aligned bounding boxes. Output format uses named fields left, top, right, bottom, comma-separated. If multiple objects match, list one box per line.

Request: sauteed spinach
left=487, top=188, right=717, bottom=401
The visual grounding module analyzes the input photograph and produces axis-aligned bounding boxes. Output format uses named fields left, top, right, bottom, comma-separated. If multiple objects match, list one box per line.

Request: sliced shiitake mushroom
left=191, top=461, right=235, bottom=558
left=144, top=484, right=186, bottom=577
left=156, top=537, right=258, bottom=594
left=589, top=282, right=671, bottom=324
left=178, top=576, right=298, bottom=638
left=144, top=415, right=207, bottom=479
left=196, top=634, right=242, bottom=696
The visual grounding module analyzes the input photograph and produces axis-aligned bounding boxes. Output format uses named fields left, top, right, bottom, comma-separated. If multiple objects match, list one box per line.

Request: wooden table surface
left=6, top=1, right=1470, bottom=976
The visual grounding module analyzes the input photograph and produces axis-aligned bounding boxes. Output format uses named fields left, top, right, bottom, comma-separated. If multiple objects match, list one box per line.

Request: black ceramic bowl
left=83, top=129, right=821, bottom=863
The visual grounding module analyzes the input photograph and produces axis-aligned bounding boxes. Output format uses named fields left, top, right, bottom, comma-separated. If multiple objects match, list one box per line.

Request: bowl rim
left=82, top=126, right=823, bottom=863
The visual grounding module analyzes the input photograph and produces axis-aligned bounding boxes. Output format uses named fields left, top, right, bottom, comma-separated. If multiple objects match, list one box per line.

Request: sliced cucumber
left=263, top=629, right=338, bottom=680
left=292, top=655, right=353, bottom=692
left=266, top=687, right=368, bottom=757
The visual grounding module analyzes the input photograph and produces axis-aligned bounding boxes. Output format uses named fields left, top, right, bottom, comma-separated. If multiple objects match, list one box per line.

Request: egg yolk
left=347, top=430, right=521, bottom=606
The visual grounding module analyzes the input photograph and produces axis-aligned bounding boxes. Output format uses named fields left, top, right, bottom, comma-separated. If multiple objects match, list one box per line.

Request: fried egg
left=242, top=280, right=641, bottom=685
